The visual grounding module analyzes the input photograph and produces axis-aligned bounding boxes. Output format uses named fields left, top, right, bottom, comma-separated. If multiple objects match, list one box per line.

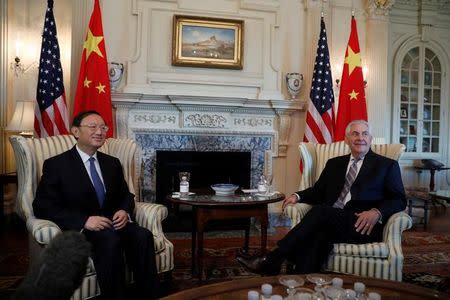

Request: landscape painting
left=172, top=15, right=244, bottom=69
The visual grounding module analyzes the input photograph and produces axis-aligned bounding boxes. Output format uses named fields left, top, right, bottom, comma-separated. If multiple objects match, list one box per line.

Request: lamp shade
left=5, top=100, right=35, bottom=137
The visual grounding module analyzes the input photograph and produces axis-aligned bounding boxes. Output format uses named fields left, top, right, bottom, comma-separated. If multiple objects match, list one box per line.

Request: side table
left=0, top=172, right=18, bottom=225
left=407, top=195, right=430, bottom=228
left=414, top=166, right=450, bottom=192
left=429, top=190, right=450, bottom=208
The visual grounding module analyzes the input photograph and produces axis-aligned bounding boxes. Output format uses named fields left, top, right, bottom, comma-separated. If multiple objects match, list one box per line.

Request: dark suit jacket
left=33, top=146, right=135, bottom=231
left=297, top=149, right=406, bottom=223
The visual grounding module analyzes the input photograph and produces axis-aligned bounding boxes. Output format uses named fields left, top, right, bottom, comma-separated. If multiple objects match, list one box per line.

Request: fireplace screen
left=155, top=150, right=251, bottom=204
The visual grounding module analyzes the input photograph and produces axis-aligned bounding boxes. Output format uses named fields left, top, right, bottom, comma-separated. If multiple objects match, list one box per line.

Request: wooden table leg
left=243, top=218, right=250, bottom=254
left=191, top=207, right=197, bottom=274
left=196, top=208, right=206, bottom=283
left=259, top=206, right=269, bottom=255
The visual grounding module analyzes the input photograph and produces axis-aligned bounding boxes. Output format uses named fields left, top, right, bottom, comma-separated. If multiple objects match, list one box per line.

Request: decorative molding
left=276, top=113, right=292, bottom=157
left=367, top=0, right=395, bottom=18
left=234, top=117, right=273, bottom=127
left=185, top=113, right=227, bottom=128
left=134, top=113, right=176, bottom=124
left=112, top=92, right=303, bottom=158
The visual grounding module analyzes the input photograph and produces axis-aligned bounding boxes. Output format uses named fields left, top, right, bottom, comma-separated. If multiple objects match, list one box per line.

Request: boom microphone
left=13, top=231, right=91, bottom=300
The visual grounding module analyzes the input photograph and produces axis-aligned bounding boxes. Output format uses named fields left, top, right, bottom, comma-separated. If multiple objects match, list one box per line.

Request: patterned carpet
left=1, top=226, right=449, bottom=299
left=164, top=231, right=450, bottom=295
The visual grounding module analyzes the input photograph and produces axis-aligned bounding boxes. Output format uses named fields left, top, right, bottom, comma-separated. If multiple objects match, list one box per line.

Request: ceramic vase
left=108, top=62, right=124, bottom=92
left=286, top=72, right=303, bottom=99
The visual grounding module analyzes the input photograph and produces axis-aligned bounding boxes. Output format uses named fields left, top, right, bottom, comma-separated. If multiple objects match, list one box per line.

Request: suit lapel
left=354, top=149, right=375, bottom=185
left=335, top=154, right=351, bottom=197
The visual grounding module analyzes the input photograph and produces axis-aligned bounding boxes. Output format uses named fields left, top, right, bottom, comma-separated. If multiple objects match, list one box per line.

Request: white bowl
left=211, top=184, right=239, bottom=195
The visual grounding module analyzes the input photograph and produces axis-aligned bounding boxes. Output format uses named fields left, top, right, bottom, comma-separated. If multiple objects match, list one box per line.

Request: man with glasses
left=237, top=120, right=406, bottom=275
left=33, top=111, right=159, bottom=300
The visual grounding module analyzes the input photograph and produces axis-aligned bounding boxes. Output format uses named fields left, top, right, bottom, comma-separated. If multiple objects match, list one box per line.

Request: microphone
left=14, top=231, right=91, bottom=300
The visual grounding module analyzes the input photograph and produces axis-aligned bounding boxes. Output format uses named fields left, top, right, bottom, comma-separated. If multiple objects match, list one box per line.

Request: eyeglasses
left=79, top=124, right=109, bottom=132
left=350, top=131, right=370, bottom=138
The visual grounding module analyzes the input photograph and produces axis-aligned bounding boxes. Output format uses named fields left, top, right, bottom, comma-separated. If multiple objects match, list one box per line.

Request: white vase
left=286, top=72, right=303, bottom=100
left=108, top=62, right=124, bottom=92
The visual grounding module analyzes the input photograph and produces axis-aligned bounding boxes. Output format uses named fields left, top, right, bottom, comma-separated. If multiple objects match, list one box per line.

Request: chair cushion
left=331, top=242, right=389, bottom=258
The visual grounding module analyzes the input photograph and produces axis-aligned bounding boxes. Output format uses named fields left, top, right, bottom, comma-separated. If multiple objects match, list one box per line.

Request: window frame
left=392, top=39, right=449, bottom=160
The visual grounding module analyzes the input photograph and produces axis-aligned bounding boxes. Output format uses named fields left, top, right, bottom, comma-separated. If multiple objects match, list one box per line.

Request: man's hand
left=282, top=194, right=298, bottom=211
left=112, top=210, right=128, bottom=230
left=354, top=210, right=380, bottom=235
left=84, top=216, right=113, bottom=231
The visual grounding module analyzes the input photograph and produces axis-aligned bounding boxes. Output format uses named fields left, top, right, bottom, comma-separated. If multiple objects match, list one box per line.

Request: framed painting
left=172, top=15, right=244, bottom=69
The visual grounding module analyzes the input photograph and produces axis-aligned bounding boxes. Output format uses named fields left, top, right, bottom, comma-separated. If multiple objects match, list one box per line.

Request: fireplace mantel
left=112, top=93, right=305, bottom=157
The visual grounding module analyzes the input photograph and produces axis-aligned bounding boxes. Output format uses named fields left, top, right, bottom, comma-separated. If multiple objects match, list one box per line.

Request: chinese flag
left=335, top=16, right=367, bottom=141
left=73, top=0, right=113, bottom=137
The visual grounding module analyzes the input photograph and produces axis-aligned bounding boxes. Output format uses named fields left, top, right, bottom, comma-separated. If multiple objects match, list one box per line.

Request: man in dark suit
left=33, top=111, right=158, bottom=300
left=237, top=120, right=406, bottom=274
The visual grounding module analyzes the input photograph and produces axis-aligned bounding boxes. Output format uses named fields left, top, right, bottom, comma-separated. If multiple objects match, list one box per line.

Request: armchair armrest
left=382, top=211, right=412, bottom=255
left=134, top=202, right=169, bottom=253
left=284, top=203, right=313, bottom=229
left=27, top=217, right=62, bottom=245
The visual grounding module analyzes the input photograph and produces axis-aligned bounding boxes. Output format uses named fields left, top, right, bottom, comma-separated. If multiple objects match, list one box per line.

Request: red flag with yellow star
left=73, top=0, right=113, bottom=137
left=335, top=16, right=367, bottom=141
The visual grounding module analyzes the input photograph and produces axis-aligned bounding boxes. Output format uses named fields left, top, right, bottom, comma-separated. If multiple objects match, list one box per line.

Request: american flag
left=34, top=0, right=69, bottom=137
left=303, top=17, right=335, bottom=143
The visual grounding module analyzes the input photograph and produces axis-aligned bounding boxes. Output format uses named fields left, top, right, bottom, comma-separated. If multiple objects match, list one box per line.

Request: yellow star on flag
left=83, top=77, right=92, bottom=88
left=96, top=83, right=106, bottom=94
left=348, top=89, right=359, bottom=100
left=83, top=29, right=104, bottom=60
left=344, top=46, right=361, bottom=75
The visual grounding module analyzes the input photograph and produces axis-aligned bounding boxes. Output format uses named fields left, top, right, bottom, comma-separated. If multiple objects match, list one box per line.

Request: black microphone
left=14, top=231, right=91, bottom=300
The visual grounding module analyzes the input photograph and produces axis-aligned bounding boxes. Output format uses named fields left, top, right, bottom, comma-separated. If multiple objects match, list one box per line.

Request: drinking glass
left=278, top=275, right=304, bottom=300
left=306, top=274, right=332, bottom=297
left=265, top=174, right=273, bottom=195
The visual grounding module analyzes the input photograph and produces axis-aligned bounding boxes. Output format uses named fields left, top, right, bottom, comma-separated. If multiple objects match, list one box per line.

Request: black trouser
left=84, top=222, right=159, bottom=300
left=270, top=205, right=383, bottom=273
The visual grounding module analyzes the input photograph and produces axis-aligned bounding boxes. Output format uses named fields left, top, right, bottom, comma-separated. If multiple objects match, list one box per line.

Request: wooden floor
left=411, top=205, right=450, bottom=233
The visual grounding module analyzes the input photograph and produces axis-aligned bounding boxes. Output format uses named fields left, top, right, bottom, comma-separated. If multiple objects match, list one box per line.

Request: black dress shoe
left=237, top=254, right=281, bottom=276
left=236, top=254, right=268, bottom=274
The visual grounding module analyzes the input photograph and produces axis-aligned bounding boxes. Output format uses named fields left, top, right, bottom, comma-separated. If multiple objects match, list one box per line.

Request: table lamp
left=5, top=100, right=35, bottom=137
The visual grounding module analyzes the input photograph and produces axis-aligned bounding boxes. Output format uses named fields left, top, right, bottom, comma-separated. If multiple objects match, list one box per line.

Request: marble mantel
left=112, top=93, right=304, bottom=158
left=112, top=92, right=304, bottom=205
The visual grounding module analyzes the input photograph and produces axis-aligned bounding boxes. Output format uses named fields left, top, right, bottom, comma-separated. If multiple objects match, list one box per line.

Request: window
left=397, top=46, right=443, bottom=155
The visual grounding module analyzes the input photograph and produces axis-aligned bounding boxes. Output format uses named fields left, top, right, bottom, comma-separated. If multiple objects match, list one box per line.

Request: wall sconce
left=334, top=63, right=342, bottom=88
left=5, top=100, right=35, bottom=137
left=10, top=39, right=38, bottom=77
left=334, top=64, right=368, bottom=88
left=362, top=65, right=368, bottom=88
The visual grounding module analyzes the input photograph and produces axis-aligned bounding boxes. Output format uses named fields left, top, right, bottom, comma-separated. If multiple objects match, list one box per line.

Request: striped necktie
left=89, top=157, right=106, bottom=207
left=333, top=158, right=361, bottom=209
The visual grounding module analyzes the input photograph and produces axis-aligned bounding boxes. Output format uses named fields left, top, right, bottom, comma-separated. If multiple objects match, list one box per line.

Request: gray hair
left=345, top=120, right=372, bottom=136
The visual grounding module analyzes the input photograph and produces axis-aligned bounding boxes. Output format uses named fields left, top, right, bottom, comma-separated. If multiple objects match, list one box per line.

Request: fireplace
left=155, top=150, right=251, bottom=204
left=112, top=94, right=301, bottom=227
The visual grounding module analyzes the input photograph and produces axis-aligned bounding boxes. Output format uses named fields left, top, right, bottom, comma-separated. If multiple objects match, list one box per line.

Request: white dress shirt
left=76, top=145, right=106, bottom=192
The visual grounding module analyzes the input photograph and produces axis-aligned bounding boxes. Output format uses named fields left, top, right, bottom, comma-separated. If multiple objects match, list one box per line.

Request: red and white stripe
left=34, top=94, right=70, bottom=138
left=303, top=99, right=335, bottom=144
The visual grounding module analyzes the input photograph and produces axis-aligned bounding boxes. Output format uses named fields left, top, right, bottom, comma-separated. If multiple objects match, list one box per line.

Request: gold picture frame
left=172, top=15, right=244, bottom=70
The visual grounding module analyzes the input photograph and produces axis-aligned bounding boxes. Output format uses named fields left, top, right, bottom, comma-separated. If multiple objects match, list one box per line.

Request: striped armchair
left=10, top=135, right=174, bottom=300
left=284, top=141, right=412, bottom=281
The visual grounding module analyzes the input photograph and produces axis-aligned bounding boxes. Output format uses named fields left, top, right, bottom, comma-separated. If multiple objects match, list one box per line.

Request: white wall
left=3, top=0, right=450, bottom=195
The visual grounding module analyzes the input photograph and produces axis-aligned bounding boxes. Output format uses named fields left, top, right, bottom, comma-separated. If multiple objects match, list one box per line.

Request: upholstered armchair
left=10, top=135, right=174, bottom=300
left=284, top=141, right=412, bottom=281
